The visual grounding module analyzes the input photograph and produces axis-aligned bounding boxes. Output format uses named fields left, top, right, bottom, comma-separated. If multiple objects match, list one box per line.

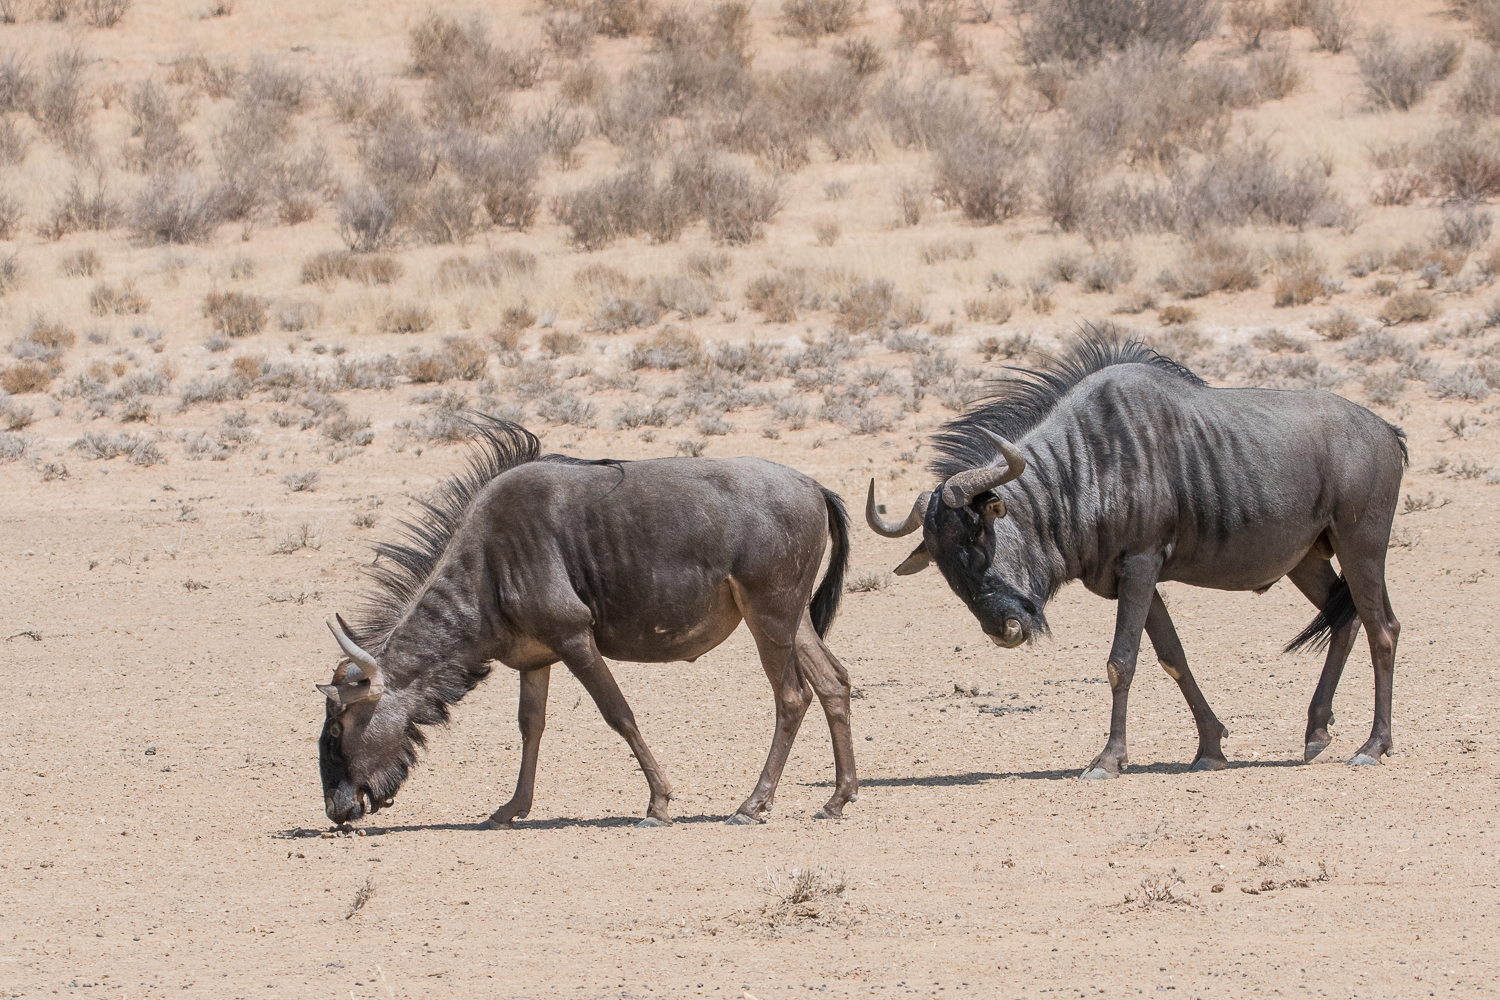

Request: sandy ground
left=3, top=394, right=1499, bottom=999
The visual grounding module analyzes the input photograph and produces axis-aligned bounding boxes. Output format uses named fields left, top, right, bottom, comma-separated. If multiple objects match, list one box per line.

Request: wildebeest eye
left=328, top=721, right=342, bottom=739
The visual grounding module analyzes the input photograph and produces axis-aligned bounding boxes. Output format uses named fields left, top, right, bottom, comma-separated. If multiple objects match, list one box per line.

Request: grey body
left=870, top=335, right=1405, bottom=777
left=319, top=422, right=857, bottom=828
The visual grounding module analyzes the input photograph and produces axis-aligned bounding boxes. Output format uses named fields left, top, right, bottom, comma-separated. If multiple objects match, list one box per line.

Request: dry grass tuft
left=1380, top=292, right=1440, bottom=325
left=756, top=866, right=851, bottom=935
left=203, top=291, right=266, bottom=337
left=402, top=337, right=489, bottom=382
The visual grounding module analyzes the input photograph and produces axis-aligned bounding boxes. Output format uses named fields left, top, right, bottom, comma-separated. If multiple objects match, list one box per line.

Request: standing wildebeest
left=867, top=332, right=1407, bottom=777
left=317, top=418, right=858, bottom=828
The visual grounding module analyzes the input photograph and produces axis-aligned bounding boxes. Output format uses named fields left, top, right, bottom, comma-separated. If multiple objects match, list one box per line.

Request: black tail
left=1284, top=575, right=1360, bottom=654
left=809, top=487, right=850, bottom=639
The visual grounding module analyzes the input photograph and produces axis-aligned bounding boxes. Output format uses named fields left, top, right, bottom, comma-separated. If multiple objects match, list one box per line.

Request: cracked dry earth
left=2, top=400, right=1498, bottom=1000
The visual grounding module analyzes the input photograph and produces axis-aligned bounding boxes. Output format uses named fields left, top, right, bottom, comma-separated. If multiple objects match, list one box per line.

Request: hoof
left=1304, top=740, right=1330, bottom=763
left=812, top=808, right=843, bottom=821
left=1189, top=756, right=1228, bottom=772
left=478, top=818, right=512, bottom=831
left=723, top=811, right=759, bottom=826
left=1347, top=753, right=1383, bottom=767
left=636, top=815, right=672, bottom=828
left=1079, top=767, right=1117, bottom=780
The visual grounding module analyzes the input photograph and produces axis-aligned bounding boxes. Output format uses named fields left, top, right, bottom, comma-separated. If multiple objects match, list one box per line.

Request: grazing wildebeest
left=317, top=418, right=858, bottom=828
left=867, top=331, right=1407, bottom=777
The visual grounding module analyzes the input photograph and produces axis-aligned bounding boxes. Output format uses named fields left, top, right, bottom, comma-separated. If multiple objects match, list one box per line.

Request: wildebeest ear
left=317, top=680, right=382, bottom=706
left=893, top=543, right=933, bottom=576
left=983, top=498, right=1007, bottom=520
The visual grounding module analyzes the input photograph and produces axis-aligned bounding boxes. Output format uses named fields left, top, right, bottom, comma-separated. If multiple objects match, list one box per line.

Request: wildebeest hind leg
left=1343, top=563, right=1400, bottom=766
left=1288, top=555, right=1360, bottom=762
left=1144, top=589, right=1229, bottom=772
left=793, top=612, right=859, bottom=819
left=729, top=604, right=813, bottom=825
left=559, top=636, right=676, bottom=826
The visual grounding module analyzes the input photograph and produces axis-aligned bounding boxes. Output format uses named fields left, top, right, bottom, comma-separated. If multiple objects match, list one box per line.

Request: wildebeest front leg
left=481, top=665, right=550, bottom=830
left=560, top=638, right=676, bottom=826
left=1144, top=589, right=1229, bottom=772
left=1081, top=553, right=1161, bottom=780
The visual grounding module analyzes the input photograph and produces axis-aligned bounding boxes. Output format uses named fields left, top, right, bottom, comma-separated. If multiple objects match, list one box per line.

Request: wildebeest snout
left=325, top=788, right=364, bottom=824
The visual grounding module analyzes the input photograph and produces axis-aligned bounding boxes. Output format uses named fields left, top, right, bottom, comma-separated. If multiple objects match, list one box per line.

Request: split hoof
left=1304, top=740, right=1330, bottom=763
left=636, top=815, right=672, bottom=828
left=1347, top=752, right=1383, bottom=767
left=723, top=812, right=759, bottom=826
left=1079, top=767, right=1117, bottom=780
left=1189, top=756, right=1228, bottom=772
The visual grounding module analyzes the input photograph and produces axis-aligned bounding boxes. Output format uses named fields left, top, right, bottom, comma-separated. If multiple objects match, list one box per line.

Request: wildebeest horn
left=866, top=480, right=930, bottom=538
left=327, top=615, right=385, bottom=697
left=941, top=430, right=1026, bottom=509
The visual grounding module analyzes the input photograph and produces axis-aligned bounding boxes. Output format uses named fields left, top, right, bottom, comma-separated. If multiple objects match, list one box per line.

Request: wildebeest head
left=868, top=430, right=1046, bottom=648
left=317, top=616, right=409, bottom=824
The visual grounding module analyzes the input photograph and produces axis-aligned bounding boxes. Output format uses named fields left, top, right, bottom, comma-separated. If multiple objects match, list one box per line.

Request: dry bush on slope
left=1357, top=28, right=1462, bottom=111
left=402, top=337, right=489, bottom=382
left=1020, top=0, right=1220, bottom=65
left=301, top=251, right=403, bottom=286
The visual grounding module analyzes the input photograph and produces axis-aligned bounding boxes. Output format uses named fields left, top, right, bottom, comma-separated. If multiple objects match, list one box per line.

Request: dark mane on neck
left=350, top=415, right=544, bottom=650
left=930, top=324, right=1205, bottom=479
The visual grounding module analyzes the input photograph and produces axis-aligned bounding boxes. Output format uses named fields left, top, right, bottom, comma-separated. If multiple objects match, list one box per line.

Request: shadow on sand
left=811, top=756, right=1307, bottom=789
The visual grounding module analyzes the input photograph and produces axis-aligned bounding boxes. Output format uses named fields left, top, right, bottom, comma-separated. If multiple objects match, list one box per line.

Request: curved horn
left=941, top=430, right=1027, bottom=509
left=866, top=480, right=930, bottom=538
left=328, top=615, right=384, bottom=691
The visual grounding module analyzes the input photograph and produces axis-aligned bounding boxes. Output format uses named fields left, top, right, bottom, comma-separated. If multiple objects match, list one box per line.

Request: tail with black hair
left=1284, top=576, right=1360, bottom=654
left=809, top=488, right=850, bottom=639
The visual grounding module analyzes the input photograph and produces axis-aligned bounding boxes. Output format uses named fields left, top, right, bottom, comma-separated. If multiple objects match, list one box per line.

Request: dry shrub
left=337, top=186, right=398, bottom=253
left=1427, top=126, right=1500, bottom=203
left=704, top=163, right=783, bottom=244
left=1380, top=292, right=1439, bottom=325
left=780, top=0, right=861, bottom=43
left=1358, top=28, right=1462, bottom=111
left=535, top=389, right=596, bottom=426
left=1309, top=307, right=1361, bottom=340
left=0, top=49, right=35, bottom=113
left=1310, top=0, right=1356, bottom=53
left=539, top=330, right=584, bottom=356
left=410, top=13, right=540, bottom=130
left=1063, top=46, right=1252, bottom=172
left=1082, top=250, right=1137, bottom=292
left=964, top=295, right=1012, bottom=323
left=627, top=327, right=704, bottom=370
left=1166, top=234, right=1260, bottom=298
left=594, top=0, right=651, bottom=38
left=129, top=173, right=221, bottom=246
left=275, top=299, right=323, bottom=332
left=560, top=62, right=601, bottom=105
left=932, top=121, right=1029, bottom=223
left=1021, top=0, right=1219, bottom=64
left=31, top=46, right=89, bottom=149
left=443, top=127, right=544, bottom=230
left=410, top=180, right=478, bottom=245
left=80, top=0, right=132, bottom=28
left=1158, top=304, right=1197, bottom=325
left=1452, top=44, right=1500, bottom=115
left=302, top=251, right=403, bottom=286
left=89, top=281, right=149, bottom=315
left=202, top=291, right=266, bottom=336
left=378, top=303, right=433, bottom=333
left=1250, top=43, right=1301, bottom=100
left=122, top=80, right=194, bottom=174
left=1364, top=371, right=1406, bottom=406
left=436, top=250, right=535, bottom=289
left=921, top=239, right=976, bottom=264
left=403, top=337, right=489, bottom=382
left=42, top=175, right=123, bottom=241
left=1, top=361, right=51, bottom=394
left=834, top=36, right=885, bottom=76
left=1274, top=267, right=1324, bottom=307
left=746, top=270, right=811, bottom=322
left=1372, top=168, right=1425, bottom=207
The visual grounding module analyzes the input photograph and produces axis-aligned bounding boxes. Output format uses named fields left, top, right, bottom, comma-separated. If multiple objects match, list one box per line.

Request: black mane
left=930, top=325, right=1205, bottom=480
left=352, top=415, right=544, bottom=649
